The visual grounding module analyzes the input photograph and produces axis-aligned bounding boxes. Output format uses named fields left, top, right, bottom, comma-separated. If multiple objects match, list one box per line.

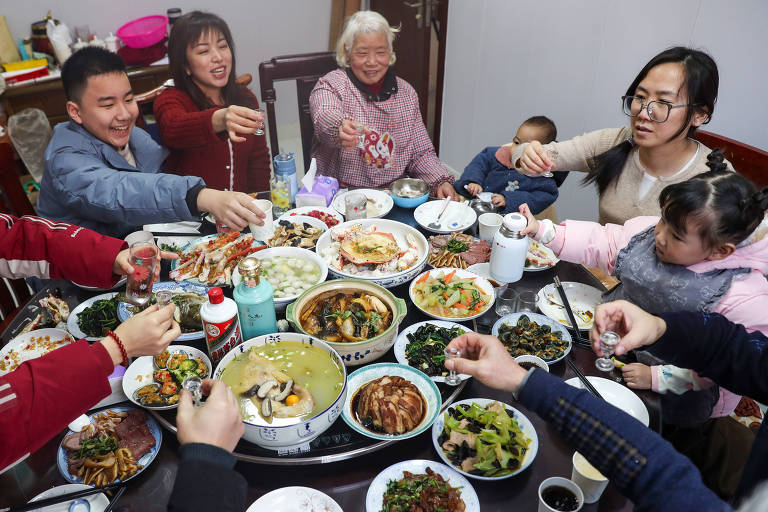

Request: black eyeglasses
left=621, top=95, right=695, bottom=123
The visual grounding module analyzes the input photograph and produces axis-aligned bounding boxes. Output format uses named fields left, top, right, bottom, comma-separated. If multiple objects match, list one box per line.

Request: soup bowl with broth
left=213, top=333, right=347, bottom=448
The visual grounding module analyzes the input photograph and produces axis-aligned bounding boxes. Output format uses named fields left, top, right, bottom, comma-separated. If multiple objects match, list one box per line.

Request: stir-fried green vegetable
left=405, top=323, right=466, bottom=377
left=445, top=239, right=470, bottom=253
left=382, top=467, right=464, bottom=512
left=77, top=295, right=121, bottom=337
left=438, top=401, right=531, bottom=477
left=497, top=314, right=568, bottom=361
left=78, top=434, right=118, bottom=458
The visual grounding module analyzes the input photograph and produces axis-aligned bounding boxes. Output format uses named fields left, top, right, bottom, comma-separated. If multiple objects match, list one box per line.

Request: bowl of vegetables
left=231, top=247, right=328, bottom=312
left=393, top=321, right=473, bottom=382
left=409, top=268, right=494, bottom=321
left=432, top=398, right=538, bottom=480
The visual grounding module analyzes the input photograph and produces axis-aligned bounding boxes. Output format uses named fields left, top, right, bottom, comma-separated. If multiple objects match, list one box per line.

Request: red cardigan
left=153, top=87, right=271, bottom=193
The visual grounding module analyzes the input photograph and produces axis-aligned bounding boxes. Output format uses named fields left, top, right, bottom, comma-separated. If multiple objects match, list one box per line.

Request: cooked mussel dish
left=299, top=291, right=392, bottom=343
left=134, top=350, right=209, bottom=407
left=130, top=291, right=205, bottom=332
left=497, top=315, right=568, bottom=361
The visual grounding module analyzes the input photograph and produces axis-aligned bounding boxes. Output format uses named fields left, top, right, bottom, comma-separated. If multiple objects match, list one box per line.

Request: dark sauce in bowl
left=542, top=485, right=579, bottom=511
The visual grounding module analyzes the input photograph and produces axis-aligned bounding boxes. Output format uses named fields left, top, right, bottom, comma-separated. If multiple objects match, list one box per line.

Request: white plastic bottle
left=201, top=287, right=243, bottom=365
left=489, top=213, right=529, bottom=284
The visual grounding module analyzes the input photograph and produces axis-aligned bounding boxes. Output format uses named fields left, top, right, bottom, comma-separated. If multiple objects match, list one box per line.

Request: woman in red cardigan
left=154, top=11, right=271, bottom=193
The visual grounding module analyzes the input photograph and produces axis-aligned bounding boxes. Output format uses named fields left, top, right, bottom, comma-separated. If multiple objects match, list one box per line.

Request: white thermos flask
left=489, top=213, right=529, bottom=284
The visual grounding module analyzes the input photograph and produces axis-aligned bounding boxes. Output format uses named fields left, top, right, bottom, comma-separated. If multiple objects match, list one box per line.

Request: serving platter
left=525, top=239, right=559, bottom=271
left=409, top=267, right=495, bottom=321
left=393, top=320, right=473, bottom=383
left=67, top=292, right=119, bottom=342
left=169, top=233, right=265, bottom=286
left=0, top=328, right=75, bottom=376
left=537, top=281, right=602, bottom=330
left=57, top=405, right=162, bottom=485
left=331, top=188, right=394, bottom=219
left=366, top=459, right=480, bottom=512
left=491, top=312, right=573, bottom=365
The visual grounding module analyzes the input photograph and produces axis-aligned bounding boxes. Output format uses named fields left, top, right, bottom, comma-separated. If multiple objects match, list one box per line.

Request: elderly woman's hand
left=339, top=119, right=364, bottom=150
left=436, top=182, right=459, bottom=201
left=518, top=141, right=556, bottom=175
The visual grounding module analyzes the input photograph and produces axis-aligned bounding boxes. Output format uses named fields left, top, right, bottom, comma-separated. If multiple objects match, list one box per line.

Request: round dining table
left=0, top=202, right=659, bottom=511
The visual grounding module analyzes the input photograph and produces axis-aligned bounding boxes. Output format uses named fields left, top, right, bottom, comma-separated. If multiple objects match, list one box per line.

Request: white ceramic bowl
left=278, top=206, right=344, bottom=228
left=286, top=279, right=407, bottom=366
left=268, top=215, right=328, bottom=248
left=331, top=189, right=394, bottom=219
left=409, top=267, right=495, bottom=321
left=212, top=333, right=348, bottom=448
left=316, top=218, right=428, bottom=288
left=231, top=246, right=328, bottom=312
left=432, top=397, right=539, bottom=480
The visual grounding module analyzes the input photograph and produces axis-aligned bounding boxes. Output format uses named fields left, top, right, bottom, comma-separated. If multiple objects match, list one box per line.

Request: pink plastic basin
left=116, top=15, right=168, bottom=48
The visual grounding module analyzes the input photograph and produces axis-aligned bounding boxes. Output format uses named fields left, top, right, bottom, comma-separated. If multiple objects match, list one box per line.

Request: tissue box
left=295, top=175, right=339, bottom=207
left=91, top=365, right=128, bottom=410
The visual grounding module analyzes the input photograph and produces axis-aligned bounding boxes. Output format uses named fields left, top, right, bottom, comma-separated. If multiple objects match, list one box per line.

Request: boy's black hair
left=62, top=47, right=127, bottom=103
left=522, top=116, right=557, bottom=144
left=659, top=150, right=768, bottom=249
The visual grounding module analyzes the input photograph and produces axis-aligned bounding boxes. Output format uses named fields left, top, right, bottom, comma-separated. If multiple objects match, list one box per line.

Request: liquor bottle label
left=204, top=316, right=243, bottom=363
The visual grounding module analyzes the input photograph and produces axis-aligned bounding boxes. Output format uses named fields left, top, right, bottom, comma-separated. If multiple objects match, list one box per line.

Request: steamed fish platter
left=221, top=343, right=344, bottom=425
left=299, top=291, right=392, bottom=343
left=411, top=270, right=492, bottom=318
left=321, top=224, right=419, bottom=277
left=170, top=232, right=266, bottom=285
left=134, top=349, right=209, bottom=407
left=354, top=376, right=425, bottom=435
left=129, top=291, right=205, bottom=332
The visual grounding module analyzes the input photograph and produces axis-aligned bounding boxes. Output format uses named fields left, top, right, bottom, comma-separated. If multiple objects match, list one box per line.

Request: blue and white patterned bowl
left=212, top=333, right=347, bottom=449
left=117, top=281, right=208, bottom=341
left=342, top=363, right=442, bottom=441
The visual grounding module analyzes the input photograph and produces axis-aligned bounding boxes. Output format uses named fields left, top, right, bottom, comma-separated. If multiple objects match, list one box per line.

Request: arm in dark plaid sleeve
left=309, top=76, right=344, bottom=147
left=518, top=369, right=730, bottom=511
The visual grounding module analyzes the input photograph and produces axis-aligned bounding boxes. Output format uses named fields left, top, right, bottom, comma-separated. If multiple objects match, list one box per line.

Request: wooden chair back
left=258, top=52, right=337, bottom=171
left=0, top=140, right=35, bottom=218
left=694, top=130, right=768, bottom=188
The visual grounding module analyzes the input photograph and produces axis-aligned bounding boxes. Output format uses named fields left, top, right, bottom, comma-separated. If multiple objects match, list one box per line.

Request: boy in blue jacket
left=454, top=116, right=561, bottom=215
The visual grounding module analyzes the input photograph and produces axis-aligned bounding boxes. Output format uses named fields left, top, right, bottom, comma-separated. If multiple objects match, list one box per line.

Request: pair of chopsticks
left=4, top=484, right=125, bottom=512
left=553, top=276, right=605, bottom=401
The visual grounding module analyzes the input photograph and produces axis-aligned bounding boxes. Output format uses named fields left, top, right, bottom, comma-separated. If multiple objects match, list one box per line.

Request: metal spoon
left=428, top=197, right=452, bottom=230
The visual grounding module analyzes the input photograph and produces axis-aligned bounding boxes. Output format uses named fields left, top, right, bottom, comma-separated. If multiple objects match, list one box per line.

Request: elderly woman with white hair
left=310, top=10, right=458, bottom=199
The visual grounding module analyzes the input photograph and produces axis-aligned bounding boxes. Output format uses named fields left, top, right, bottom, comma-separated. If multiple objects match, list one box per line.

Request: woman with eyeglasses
left=496, top=46, right=731, bottom=225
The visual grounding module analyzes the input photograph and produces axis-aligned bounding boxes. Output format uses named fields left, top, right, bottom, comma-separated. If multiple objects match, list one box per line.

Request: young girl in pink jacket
left=521, top=158, right=768, bottom=495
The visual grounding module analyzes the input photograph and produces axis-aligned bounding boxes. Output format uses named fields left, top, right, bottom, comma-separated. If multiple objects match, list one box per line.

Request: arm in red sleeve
left=0, top=214, right=126, bottom=286
left=154, top=88, right=222, bottom=149
left=0, top=340, right=114, bottom=471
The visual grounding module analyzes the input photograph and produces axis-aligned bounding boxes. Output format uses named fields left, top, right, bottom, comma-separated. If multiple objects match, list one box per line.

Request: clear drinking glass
left=541, top=148, right=558, bottom=178
left=254, top=108, right=266, bottom=136
left=495, top=287, right=519, bottom=316
left=345, top=192, right=368, bottom=220
left=155, top=290, right=173, bottom=307
left=517, top=290, right=537, bottom=313
left=444, top=347, right=461, bottom=386
left=125, top=241, right=158, bottom=306
left=182, top=376, right=203, bottom=407
left=595, top=331, right=620, bottom=371
left=353, top=121, right=366, bottom=149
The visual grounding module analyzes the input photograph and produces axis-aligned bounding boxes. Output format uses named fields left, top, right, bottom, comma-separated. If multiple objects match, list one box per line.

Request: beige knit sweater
left=509, top=127, right=731, bottom=225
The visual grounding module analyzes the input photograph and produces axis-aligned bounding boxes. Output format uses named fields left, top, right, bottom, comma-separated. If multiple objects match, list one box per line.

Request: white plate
left=409, top=268, right=495, bottom=321
left=143, top=221, right=201, bottom=233
left=71, top=276, right=127, bottom=291
left=0, top=328, right=75, bottom=376
left=466, top=262, right=505, bottom=287
left=66, top=293, right=119, bottom=342
left=123, top=346, right=212, bottom=410
left=155, top=236, right=199, bottom=253
left=342, top=363, right=441, bottom=441
left=28, top=484, right=109, bottom=512
left=525, top=239, right=559, bottom=271
left=268, top=216, right=327, bottom=247
left=247, top=487, right=342, bottom=512
left=414, top=200, right=477, bottom=234
left=317, top=218, right=428, bottom=288
left=432, top=398, right=539, bottom=480
left=117, top=282, right=207, bottom=341
left=331, top=189, right=394, bottom=219
left=491, top=312, right=573, bottom=365
left=57, top=406, right=162, bottom=485
left=366, top=459, right=480, bottom=512
left=537, top=282, right=602, bottom=330
left=393, top=320, right=473, bottom=383
left=565, top=376, right=650, bottom=426
left=231, top=247, right=328, bottom=309
left=278, top=206, right=344, bottom=227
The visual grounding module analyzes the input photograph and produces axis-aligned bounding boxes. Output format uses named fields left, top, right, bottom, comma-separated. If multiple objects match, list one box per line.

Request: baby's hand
left=491, top=194, right=506, bottom=207
left=466, top=183, right=483, bottom=196
left=622, top=363, right=652, bottom=390
left=519, top=204, right=539, bottom=236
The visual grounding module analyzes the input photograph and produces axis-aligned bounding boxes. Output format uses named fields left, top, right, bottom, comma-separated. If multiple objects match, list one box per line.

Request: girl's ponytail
left=582, top=139, right=634, bottom=194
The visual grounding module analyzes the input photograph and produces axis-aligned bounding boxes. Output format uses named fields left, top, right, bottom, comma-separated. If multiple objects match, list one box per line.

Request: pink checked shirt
left=309, top=69, right=453, bottom=192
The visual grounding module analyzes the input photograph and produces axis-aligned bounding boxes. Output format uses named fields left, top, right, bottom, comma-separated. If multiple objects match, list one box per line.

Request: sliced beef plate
left=114, top=410, right=147, bottom=439
left=117, top=423, right=155, bottom=460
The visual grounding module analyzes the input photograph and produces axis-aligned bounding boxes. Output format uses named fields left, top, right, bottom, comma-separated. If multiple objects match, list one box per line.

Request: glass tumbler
left=126, top=241, right=158, bottom=306
left=345, top=192, right=368, bottom=220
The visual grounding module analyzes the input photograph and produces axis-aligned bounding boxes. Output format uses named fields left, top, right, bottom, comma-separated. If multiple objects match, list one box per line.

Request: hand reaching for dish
left=113, top=248, right=179, bottom=281
left=100, top=304, right=180, bottom=367
left=590, top=300, right=668, bottom=356
left=177, top=379, right=244, bottom=452
left=444, top=333, right=527, bottom=393
left=518, top=203, right=539, bottom=236
left=197, top=189, right=266, bottom=231
left=435, top=181, right=459, bottom=201
left=465, top=183, right=483, bottom=196
left=212, top=105, right=265, bottom=143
